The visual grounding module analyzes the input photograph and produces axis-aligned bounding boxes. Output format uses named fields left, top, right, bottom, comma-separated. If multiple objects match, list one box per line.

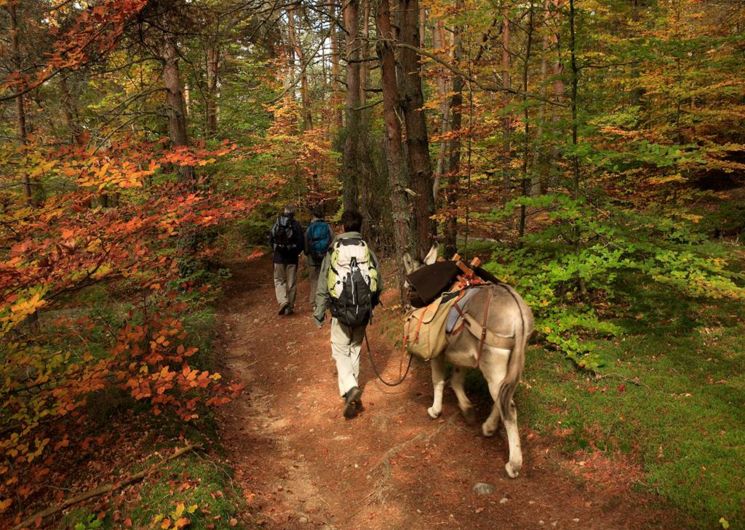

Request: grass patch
left=62, top=450, right=246, bottom=529
left=518, top=298, right=744, bottom=528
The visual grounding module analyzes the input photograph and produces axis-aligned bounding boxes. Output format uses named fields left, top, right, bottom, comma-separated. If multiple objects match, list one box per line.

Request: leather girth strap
left=477, top=288, right=491, bottom=363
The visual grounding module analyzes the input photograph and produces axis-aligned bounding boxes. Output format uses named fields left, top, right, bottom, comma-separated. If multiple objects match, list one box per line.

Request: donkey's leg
left=502, top=399, right=523, bottom=478
left=451, top=367, right=476, bottom=424
left=481, top=377, right=502, bottom=438
left=428, top=356, right=447, bottom=419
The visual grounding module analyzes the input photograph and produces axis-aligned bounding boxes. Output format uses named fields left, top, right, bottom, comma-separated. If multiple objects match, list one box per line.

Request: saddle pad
left=445, top=286, right=481, bottom=333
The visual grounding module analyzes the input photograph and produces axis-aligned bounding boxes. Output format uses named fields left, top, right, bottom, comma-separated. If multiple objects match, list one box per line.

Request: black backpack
left=330, top=256, right=373, bottom=327
left=271, top=216, right=295, bottom=251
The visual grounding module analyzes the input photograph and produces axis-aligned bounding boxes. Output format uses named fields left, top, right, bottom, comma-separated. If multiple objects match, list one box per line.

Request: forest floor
left=215, top=255, right=687, bottom=530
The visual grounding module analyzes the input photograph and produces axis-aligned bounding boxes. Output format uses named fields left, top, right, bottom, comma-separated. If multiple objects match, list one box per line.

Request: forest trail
left=216, top=255, right=680, bottom=530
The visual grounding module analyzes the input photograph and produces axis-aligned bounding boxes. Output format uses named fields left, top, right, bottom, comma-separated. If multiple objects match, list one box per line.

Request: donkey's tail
left=497, top=285, right=531, bottom=420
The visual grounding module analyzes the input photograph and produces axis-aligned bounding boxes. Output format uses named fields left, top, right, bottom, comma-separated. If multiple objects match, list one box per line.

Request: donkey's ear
left=402, top=253, right=416, bottom=274
left=423, top=244, right=439, bottom=266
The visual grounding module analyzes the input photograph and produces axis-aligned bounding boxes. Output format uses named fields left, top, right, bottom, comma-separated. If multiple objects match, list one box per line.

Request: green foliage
left=519, top=290, right=745, bottom=527
left=484, top=193, right=745, bottom=369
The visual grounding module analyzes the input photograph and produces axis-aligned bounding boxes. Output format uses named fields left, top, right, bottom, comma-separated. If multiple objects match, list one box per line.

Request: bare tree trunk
left=398, top=0, right=435, bottom=260
left=328, top=0, right=343, bottom=131
left=342, top=0, right=361, bottom=210
left=531, top=0, right=550, bottom=196
left=60, top=75, right=84, bottom=145
left=288, top=6, right=313, bottom=130
left=569, top=0, right=580, bottom=198
left=162, top=35, right=193, bottom=180
left=444, top=13, right=464, bottom=257
left=432, top=21, right=450, bottom=200
left=501, top=6, right=512, bottom=202
left=518, top=3, right=534, bottom=240
left=376, top=0, right=411, bottom=300
left=8, top=3, right=31, bottom=203
left=356, top=0, right=380, bottom=238
left=205, top=45, right=220, bottom=136
left=359, top=0, right=370, bottom=106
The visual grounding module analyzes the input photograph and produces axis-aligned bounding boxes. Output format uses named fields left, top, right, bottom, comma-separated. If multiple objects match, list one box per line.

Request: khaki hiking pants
left=273, top=263, right=297, bottom=310
left=308, top=262, right=321, bottom=307
left=331, top=318, right=366, bottom=397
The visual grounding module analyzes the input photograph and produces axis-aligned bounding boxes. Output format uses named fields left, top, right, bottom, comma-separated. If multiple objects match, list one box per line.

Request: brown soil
left=216, top=256, right=685, bottom=529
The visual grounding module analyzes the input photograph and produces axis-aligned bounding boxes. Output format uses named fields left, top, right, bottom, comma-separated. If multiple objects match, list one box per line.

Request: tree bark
left=376, top=0, right=411, bottom=299
left=444, top=15, right=464, bottom=258
left=501, top=5, right=512, bottom=203
left=288, top=6, right=313, bottom=130
left=398, top=0, right=435, bottom=260
left=8, top=2, right=31, bottom=203
left=432, top=21, right=450, bottom=200
left=342, top=0, right=361, bottom=210
left=205, top=45, right=220, bottom=136
left=328, top=0, right=343, bottom=131
left=518, top=3, right=534, bottom=240
left=60, top=75, right=84, bottom=145
left=162, top=35, right=193, bottom=180
left=569, top=0, right=580, bottom=198
left=356, top=0, right=382, bottom=239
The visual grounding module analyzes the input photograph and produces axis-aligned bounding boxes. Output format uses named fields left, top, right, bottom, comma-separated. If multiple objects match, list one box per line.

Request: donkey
left=403, top=246, right=534, bottom=478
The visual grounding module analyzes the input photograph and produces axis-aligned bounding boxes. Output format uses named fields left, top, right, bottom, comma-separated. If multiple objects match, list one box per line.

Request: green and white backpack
left=327, top=237, right=380, bottom=327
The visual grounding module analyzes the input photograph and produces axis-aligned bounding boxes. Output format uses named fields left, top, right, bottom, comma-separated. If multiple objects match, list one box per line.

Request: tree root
left=366, top=415, right=457, bottom=505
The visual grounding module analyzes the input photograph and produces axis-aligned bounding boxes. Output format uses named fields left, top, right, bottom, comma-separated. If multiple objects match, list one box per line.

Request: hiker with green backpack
left=313, top=210, right=382, bottom=419
left=304, top=205, right=334, bottom=310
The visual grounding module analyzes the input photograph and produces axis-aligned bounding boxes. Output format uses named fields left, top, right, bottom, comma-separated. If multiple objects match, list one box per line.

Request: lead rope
left=364, top=332, right=413, bottom=387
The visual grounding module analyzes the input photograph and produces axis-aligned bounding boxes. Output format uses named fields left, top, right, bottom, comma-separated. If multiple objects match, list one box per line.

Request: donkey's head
left=402, top=244, right=439, bottom=276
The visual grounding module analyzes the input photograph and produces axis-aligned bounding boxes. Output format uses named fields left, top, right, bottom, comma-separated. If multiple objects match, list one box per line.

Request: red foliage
left=0, top=140, right=255, bottom=521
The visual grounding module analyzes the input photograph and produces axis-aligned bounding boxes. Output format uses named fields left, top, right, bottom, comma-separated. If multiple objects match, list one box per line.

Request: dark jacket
left=269, top=215, right=304, bottom=265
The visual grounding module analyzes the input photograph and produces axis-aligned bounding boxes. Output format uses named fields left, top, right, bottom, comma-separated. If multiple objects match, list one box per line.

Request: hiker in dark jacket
left=269, top=205, right=304, bottom=315
left=304, top=205, right=334, bottom=310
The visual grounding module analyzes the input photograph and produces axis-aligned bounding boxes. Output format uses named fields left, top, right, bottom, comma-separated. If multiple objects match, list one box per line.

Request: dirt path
left=216, top=256, right=681, bottom=529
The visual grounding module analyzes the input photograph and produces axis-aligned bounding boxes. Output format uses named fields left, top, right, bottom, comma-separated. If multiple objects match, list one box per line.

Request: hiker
left=304, top=205, right=334, bottom=310
left=269, top=205, right=304, bottom=315
left=313, top=210, right=382, bottom=419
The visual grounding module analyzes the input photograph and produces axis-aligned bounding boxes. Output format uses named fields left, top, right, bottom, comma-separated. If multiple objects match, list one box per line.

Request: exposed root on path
left=366, top=414, right=458, bottom=506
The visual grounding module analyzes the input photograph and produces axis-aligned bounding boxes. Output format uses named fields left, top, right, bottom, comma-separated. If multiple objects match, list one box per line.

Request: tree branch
left=11, top=444, right=200, bottom=530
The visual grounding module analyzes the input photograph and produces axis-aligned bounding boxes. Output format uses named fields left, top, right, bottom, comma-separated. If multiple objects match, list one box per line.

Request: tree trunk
left=518, top=3, right=534, bottom=240
left=8, top=3, right=31, bottom=203
left=60, top=75, right=84, bottom=145
left=531, top=0, right=550, bottom=196
left=432, top=21, right=450, bottom=200
left=205, top=45, right=220, bottom=136
left=162, top=35, right=193, bottom=180
left=288, top=6, right=313, bottom=130
left=328, top=0, right=343, bottom=132
left=342, top=0, right=361, bottom=210
left=376, top=0, right=411, bottom=300
left=444, top=15, right=464, bottom=258
left=569, top=0, right=580, bottom=198
left=356, top=0, right=382, bottom=240
left=398, top=0, right=435, bottom=260
left=501, top=6, right=512, bottom=203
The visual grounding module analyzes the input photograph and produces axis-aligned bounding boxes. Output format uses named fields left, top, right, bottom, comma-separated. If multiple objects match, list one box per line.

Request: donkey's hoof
left=482, top=423, right=497, bottom=437
left=427, top=407, right=441, bottom=419
left=505, top=461, right=521, bottom=479
left=461, top=407, right=477, bottom=425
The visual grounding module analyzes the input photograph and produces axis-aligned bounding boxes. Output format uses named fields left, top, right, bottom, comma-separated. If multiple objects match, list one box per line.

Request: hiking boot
left=285, top=307, right=294, bottom=315
left=278, top=304, right=288, bottom=315
left=343, top=386, right=362, bottom=419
